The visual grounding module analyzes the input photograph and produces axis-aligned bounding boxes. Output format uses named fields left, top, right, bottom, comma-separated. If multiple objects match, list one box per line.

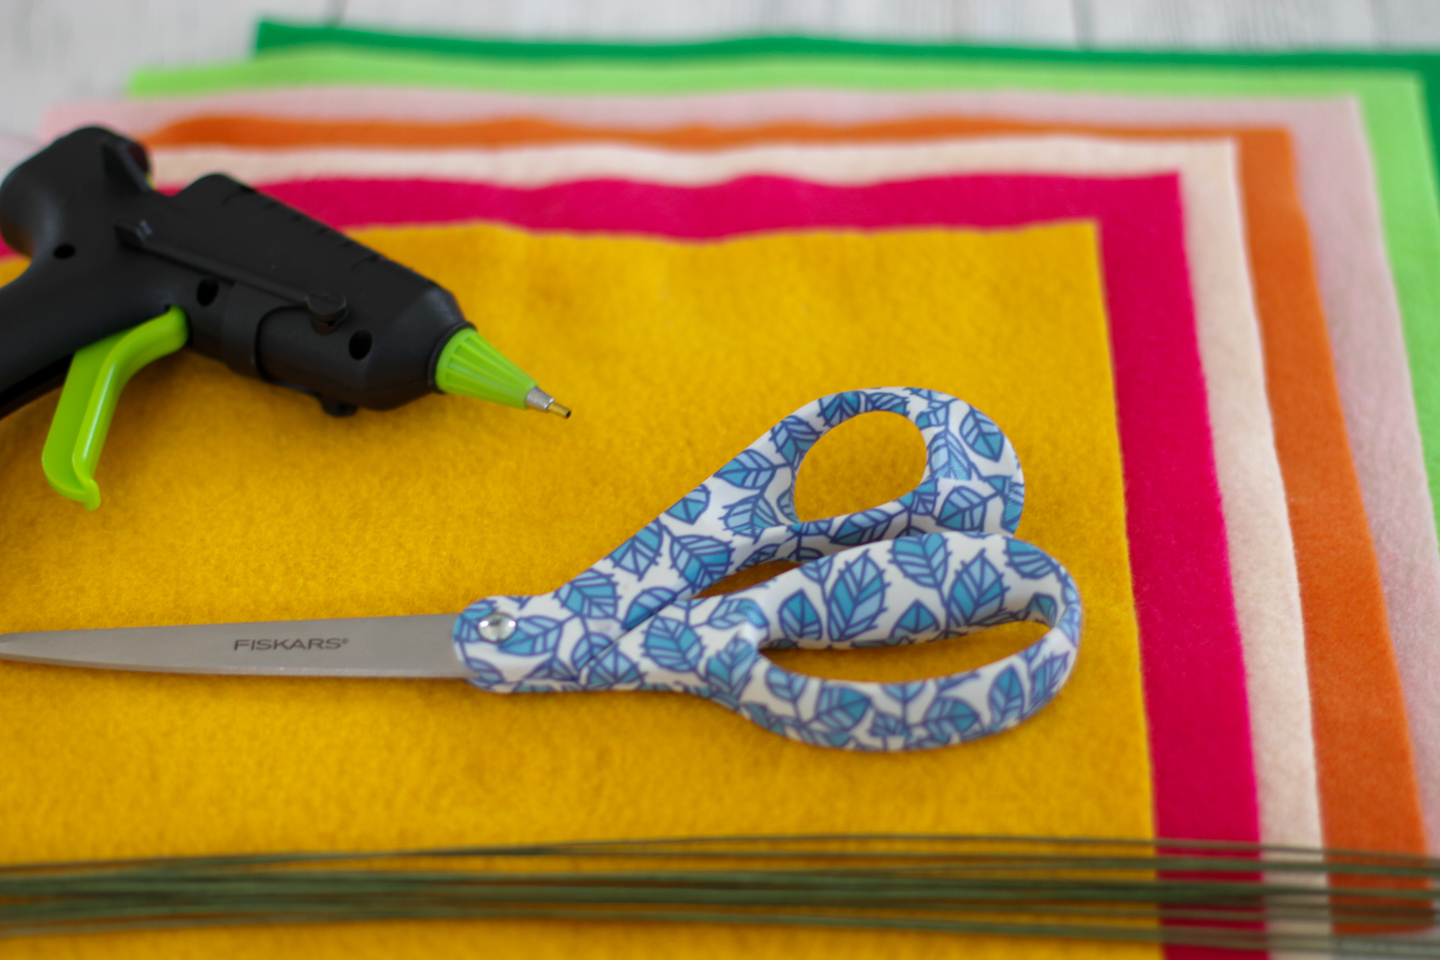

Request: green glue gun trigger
left=0, top=127, right=569, bottom=510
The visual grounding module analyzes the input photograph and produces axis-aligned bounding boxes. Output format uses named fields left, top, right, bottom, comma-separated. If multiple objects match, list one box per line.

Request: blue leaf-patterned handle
left=593, top=531, right=1080, bottom=750
left=456, top=388, right=1023, bottom=684
left=452, top=387, right=1073, bottom=750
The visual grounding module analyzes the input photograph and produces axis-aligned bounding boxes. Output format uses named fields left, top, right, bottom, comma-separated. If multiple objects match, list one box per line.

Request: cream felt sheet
left=46, top=95, right=1435, bottom=848
left=141, top=136, right=1317, bottom=850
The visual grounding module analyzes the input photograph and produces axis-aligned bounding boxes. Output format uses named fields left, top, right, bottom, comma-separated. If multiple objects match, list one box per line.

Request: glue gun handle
left=0, top=256, right=177, bottom=418
left=0, top=262, right=96, bottom=416
left=0, top=126, right=174, bottom=417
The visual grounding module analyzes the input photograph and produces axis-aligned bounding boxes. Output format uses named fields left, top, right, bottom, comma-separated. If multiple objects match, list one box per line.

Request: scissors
left=0, top=387, right=1080, bottom=752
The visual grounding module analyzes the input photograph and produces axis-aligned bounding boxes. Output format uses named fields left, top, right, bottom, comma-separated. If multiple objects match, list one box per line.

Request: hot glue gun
left=0, top=126, right=569, bottom=509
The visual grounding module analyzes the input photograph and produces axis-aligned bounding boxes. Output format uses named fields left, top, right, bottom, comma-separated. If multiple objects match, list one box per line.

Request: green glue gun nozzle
left=42, top=308, right=188, bottom=510
left=3, top=127, right=570, bottom=511
left=435, top=328, right=571, bottom=419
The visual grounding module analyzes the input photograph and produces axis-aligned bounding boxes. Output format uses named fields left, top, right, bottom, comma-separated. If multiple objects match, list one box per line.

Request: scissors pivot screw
left=476, top=612, right=517, bottom=643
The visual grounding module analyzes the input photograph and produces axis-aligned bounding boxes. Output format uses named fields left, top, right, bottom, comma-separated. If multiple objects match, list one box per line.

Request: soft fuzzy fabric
left=136, top=134, right=1342, bottom=858
left=47, top=102, right=1439, bottom=843
left=48, top=96, right=1436, bottom=851
left=0, top=220, right=1154, bottom=960
left=120, top=111, right=1428, bottom=857
left=274, top=168, right=1262, bottom=853
left=116, top=56, right=1440, bottom=623
left=2, top=135, right=1324, bottom=853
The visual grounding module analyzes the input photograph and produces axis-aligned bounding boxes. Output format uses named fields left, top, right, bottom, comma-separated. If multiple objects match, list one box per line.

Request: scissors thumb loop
left=606, top=531, right=1080, bottom=750
left=705, top=387, right=1026, bottom=555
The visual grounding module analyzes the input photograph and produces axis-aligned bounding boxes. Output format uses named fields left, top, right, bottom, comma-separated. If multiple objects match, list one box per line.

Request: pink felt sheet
left=120, top=134, right=1309, bottom=847
left=49, top=87, right=1436, bottom=850
left=256, top=171, right=1259, bottom=848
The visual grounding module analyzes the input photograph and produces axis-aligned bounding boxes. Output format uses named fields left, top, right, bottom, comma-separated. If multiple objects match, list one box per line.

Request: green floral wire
left=3, top=904, right=1437, bottom=957
left=1, top=835, right=1435, bottom=953
left=5, top=832, right=1434, bottom=873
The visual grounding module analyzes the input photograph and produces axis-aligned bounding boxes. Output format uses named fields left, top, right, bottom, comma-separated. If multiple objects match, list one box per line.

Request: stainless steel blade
left=0, top=614, right=471, bottom=677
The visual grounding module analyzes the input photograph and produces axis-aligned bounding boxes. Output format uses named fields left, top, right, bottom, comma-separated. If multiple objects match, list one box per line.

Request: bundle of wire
left=3, top=835, right=1437, bottom=954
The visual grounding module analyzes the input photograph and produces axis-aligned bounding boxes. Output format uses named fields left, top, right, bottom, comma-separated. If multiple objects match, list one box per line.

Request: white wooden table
left=4, top=0, right=1440, bottom=149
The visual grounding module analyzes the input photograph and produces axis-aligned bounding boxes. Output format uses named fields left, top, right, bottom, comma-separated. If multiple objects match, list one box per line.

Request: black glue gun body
left=0, top=125, right=471, bottom=419
left=0, top=127, right=563, bottom=509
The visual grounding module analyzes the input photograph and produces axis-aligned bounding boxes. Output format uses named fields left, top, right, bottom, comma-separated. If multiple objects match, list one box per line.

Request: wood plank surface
left=3, top=1, right=1440, bottom=148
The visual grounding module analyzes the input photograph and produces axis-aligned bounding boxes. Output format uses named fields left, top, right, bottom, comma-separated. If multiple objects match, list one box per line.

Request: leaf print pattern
left=883, top=681, right=925, bottom=707
left=454, top=387, right=1079, bottom=752
left=890, top=600, right=940, bottom=639
left=586, top=648, right=642, bottom=689
left=666, top=486, right=709, bottom=525
left=833, top=507, right=896, bottom=546
left=769, top=415, right=821, bottom=467
left=737, top=543, right=781, bottom=570
left=556, top=570, right=619, bottom=619
left=527, top=656, right=580, bottom=683
left=947, top=553, right=1007, bottom=626
left=779, top=591, right=823, bottom=641
left=938, top=486, right=993, bottom=532
left=927, top=429, right=974, bottom=481
left=818, top=390, right=863, bottom=427
left=497, top=616, right=563, bottom=658
left=864, top=391, right=908, bottom=415
left=1006, top=538, right=1059, bottom=580
left=716, top=449, right=779, bottom=490
left=669, top=534, right=733, bottom=590
left=984, top=474, right=1026, bottom=535
left=721, top=493, right=780, bottom=541
left=571, top=632, right=612, bottom=671
left=814, top=687, right=871, bottom=733
left=800, top=554, right=835, bottom=586
left=870, top=711, right=909, bottom=739
left=924, top=696, right=983, bottom=741
left=988, top=667, right=1026, bottom=726
left=765, top=664, right=808, bottom=705
left=897, top=476, right=938, bottom=516
left=704, top=637, right=759, bottom=698
left=826, top=554, right=888, bottom=641
left=1028, top=653, right=1071, bottom=714
left=707, top=597, right=768, bottom=631
left=623, top=587, right=679, bottom=631
left=642, top=617, right=704, bottom=674
left=961, top=407, right=1007, bottom=462
left=890, top=534, right=949, bottom=589
left=609, top=521, right=663, bottom=578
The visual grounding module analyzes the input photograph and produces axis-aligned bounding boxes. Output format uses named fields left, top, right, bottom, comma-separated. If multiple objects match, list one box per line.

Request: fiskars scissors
left=0, top=387, right=1080, bottom=751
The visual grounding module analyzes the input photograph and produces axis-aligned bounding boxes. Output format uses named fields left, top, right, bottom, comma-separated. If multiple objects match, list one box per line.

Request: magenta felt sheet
left=258, top=173, right=1257, bottom=845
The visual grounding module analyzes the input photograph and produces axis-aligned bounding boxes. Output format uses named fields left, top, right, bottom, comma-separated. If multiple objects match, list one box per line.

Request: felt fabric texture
left=229, top=33, right=1440, bottom=502
left=265, top=169, right=1262, bottom=853
left=122, top=56, right=1440, bottom=583
left=103, top=80, right=1437, bottom=863
left=47, top=93, right=1440, bottom=855
left=0, top=221, right=1154, bottom=960
left=196, top=30, right=1440, bottom=854
left=219, top=31, right=1440, bottom=599
left=88, top=95, right=1440, bottom=854
left=0, top=136, right=1289, bottom=853
left=139, top=133, right=1381, bottom=855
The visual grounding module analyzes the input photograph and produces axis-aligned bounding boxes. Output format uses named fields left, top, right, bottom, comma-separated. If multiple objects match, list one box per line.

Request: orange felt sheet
left=143, top=111, right=1425, bottom=857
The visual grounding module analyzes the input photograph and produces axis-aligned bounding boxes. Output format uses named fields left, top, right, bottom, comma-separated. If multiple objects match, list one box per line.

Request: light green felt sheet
left=129, top=50, right=1440, bottom=533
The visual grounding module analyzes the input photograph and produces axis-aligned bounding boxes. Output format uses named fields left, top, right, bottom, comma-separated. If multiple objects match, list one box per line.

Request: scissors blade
left=0, top=614, right=471, bottom=678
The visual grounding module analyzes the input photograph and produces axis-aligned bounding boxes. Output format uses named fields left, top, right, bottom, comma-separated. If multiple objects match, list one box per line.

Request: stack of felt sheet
left=3, top=18, right=1440, bottom=959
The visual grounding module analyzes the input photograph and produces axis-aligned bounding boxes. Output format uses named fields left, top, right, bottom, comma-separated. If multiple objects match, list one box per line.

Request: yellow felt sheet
left=0, top=222, right=1152, bottom=959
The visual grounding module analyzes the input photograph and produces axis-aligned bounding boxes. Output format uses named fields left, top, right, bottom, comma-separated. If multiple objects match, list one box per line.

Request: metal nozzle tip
left=525, top=386, right=571, bottom=419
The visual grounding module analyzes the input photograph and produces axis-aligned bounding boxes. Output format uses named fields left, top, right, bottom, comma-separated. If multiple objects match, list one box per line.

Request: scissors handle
left=455, top=387, right=1026, bottom=695
left=594, top=531, right=1079, bottom=751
